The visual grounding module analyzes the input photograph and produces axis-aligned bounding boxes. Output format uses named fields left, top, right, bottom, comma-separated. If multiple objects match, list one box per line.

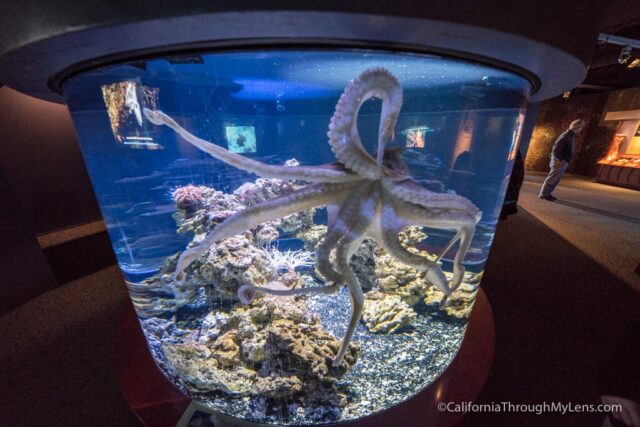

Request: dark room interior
left=1, top=2, right=640, bottom=427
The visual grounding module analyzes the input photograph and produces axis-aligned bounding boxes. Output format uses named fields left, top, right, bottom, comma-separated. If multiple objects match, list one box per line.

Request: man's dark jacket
left=551, top=129, right=576, bottom=163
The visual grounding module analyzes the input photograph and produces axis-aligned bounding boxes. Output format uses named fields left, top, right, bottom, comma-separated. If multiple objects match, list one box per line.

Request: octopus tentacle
left=328, top=68, right=403, bottom=179
left=380, top=191, right=450, bottom=295
left=237, top=281, right=341, bottom=304
left=397, top=199, right=477, bottom=300
left=317, top=183, right=373, bottom=283
left=331, top=190, right=379, bottom=367
left=238, top=185, right=373, bottom=306
left=315, top=230, right=346, bottom=285
left=382, top=177, right=482, bottom=221
left=173, top=182, right=356, bottom=283
left=144, top=108, right=356, bottom=183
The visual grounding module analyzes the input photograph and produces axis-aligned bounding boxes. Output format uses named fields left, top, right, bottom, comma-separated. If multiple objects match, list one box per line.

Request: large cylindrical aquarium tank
left=0, top=1, right=601, bottom=425
left=61, top=49, right=528, bottom=424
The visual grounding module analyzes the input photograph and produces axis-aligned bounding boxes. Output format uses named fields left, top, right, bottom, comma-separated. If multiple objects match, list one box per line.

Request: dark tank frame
left=0, top=1, right=606, bottom=103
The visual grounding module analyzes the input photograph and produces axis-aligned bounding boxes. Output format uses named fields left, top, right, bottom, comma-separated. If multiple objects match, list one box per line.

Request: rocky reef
left=161, top=294, right=359, bottom=413
left=192, top=235, right=274, bottom=301
left=233, top=159, right=316, bottom=237
left=362, top=291, right=416, bottom=334
left=132, top=161, right=476, bottom=423
left=175, top=186, right=241, bottom=238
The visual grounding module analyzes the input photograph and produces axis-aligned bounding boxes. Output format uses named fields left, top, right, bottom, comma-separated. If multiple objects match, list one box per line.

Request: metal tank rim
left=0, top=10, right=587, bottom=103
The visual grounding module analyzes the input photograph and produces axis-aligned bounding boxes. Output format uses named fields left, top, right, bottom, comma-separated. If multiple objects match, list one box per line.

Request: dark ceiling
left=584, top=2, right=640, bottom=91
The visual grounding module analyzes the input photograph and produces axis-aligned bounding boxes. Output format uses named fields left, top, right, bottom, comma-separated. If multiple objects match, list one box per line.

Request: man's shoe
left=538, top=194, right=556, bottom=201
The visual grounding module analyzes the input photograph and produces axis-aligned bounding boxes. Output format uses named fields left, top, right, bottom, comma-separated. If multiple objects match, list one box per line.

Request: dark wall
left=0, top=87, right=102, bottom=234
left=0, top=166, right=59, bottom=313
left=525, top=92, right=614, bottom=177
left=0, top=87, right=104, bottom=313
left=604, top=86, right=640, bottom=112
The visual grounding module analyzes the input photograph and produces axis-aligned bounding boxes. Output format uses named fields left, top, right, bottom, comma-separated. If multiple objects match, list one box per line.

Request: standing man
left=539, top=119, right=586, bottom=201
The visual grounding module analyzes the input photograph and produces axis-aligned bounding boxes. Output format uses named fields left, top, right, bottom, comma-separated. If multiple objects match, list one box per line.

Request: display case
left=597, top=110, right=640, bottom=190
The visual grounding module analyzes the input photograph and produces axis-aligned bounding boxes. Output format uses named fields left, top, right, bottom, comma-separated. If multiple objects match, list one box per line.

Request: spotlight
left=562, top=91, right=571, bottom=99
left=618, top=46, right=632, bottom=64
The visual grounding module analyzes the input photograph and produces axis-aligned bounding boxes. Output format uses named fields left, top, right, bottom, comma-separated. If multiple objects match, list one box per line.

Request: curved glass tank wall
left=63, top=50, right=530, bottom=425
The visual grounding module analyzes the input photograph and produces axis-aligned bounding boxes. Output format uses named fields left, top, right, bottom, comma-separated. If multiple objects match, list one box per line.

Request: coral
left=423, top=282, right=478, bottom=319
left=161, top=296, right=358, bottom=408
left=176, top=187, right=241, bottom=237
left=278, top=207, right=315, bottom=234
left=172, top=184, right=206, bottom=211
left=212, top=330, right=241, bottom=368
left=192, top=235, right=274, bottom=301
left=233, top=160, right=316, bottom=236
left=253, top=223, right=280, bottom=246
left=296, top=224, right=327, bottom=251
left=162, top=342, right=257, bottom=395
left=257, top=317, right=359, bottom=406
left=375, top=253, right=428, bottom=306
left=362, top=291, right=416, bottom=333
left=398, top=226, right=429, bottom=248
left=234, top=178, right=292, bottom=206
left=278, top=270, right=306, bottom=290
left=140, top=316, right=193, bottom=344
left=373, top=228, right=438, bottom=306
left=198, top=311, right=230, bottom=344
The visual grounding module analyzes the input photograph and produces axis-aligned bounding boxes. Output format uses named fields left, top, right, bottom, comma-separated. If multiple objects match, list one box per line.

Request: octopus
left=143, top=68, right=481, bottom=367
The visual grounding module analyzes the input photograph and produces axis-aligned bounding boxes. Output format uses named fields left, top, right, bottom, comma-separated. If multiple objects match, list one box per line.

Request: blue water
left=64, top=50, right=529, bottom=281
left=63, top=49, right=530, bottom=423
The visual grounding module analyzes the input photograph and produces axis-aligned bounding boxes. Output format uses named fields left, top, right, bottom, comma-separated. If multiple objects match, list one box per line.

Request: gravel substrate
left=141, top=284, right=468, bottom=425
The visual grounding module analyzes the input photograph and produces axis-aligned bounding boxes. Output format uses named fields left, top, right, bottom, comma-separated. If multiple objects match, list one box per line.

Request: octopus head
left=381, top=147, right=410, bottom=178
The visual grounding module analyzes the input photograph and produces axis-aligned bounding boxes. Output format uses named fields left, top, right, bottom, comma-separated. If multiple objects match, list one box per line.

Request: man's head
left=569, top=119, right=586, bottom=134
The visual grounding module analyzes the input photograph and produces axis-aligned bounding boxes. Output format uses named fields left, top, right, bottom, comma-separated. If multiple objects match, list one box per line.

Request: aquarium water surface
left=64, top=50, right=530, bottom=424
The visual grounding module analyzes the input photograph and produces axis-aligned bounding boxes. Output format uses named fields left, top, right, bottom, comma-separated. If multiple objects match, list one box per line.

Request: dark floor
left=0, top=175, right=639, bottom=426
left=465, top=209, right=640, bottom=426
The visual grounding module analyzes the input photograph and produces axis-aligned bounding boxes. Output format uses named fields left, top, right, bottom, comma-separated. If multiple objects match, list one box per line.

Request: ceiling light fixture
left=618, top=46, right=632, bottom=64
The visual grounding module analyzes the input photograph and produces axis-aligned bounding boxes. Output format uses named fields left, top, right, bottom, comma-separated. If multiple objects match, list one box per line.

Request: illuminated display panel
left=629, top=125, right=640, bottom=156
left=101, top=81, right=162, bottom=149
left=225, top=126, right=257, bottom=153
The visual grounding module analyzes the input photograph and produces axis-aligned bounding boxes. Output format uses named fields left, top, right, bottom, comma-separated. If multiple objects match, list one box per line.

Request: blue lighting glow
left=137, top=51, right=525, bottom=100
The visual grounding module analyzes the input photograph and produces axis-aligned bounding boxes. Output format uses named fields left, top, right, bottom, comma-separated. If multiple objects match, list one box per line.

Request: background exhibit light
left=618, top=46, right=632, bottom=65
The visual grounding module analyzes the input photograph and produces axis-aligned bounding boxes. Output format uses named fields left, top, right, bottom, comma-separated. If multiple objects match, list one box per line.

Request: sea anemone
left=262, top=248, right=314, bottom=274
